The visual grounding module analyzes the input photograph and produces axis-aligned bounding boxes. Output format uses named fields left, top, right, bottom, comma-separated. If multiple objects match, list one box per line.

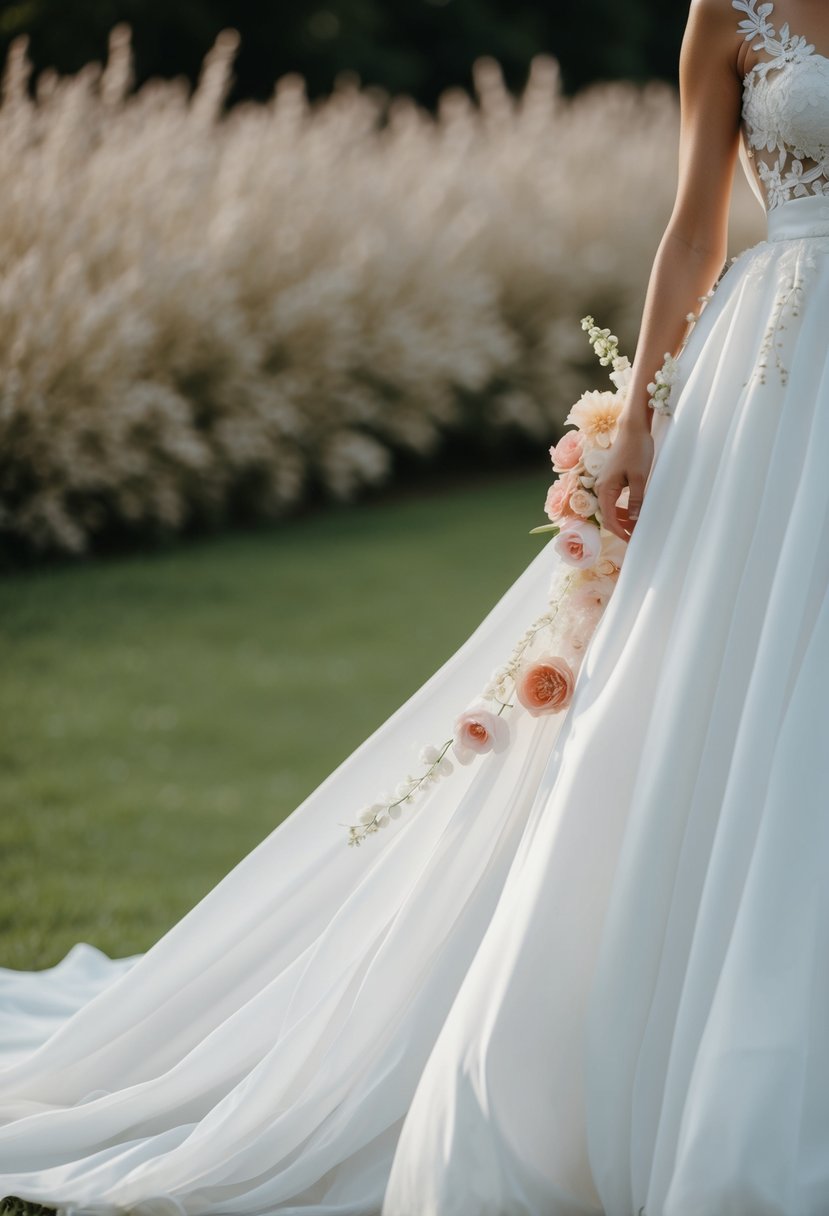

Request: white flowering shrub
left=0, top=30, right=763, bottom=556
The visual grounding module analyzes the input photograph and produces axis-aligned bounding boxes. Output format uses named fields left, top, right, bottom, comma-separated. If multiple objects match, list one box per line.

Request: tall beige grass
left=0, top=30, right=764, bottom=556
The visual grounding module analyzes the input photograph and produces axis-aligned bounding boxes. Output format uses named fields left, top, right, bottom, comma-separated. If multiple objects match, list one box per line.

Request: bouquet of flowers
left=345, top=318, right=678, bottom=846
left=529, top=316, right=676, bottom=542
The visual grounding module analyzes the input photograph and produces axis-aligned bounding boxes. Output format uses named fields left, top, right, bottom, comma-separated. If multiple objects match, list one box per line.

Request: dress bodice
left=735, top=0, right=829, bottom=210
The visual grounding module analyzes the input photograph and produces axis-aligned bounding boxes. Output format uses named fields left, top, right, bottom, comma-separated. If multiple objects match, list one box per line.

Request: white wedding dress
left=3, top=2, right=829, bottom=1212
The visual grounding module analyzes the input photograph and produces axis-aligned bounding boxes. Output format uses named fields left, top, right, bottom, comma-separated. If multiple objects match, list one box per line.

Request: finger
left=603, top=510, right=628, bottom=542
left=595, top=476, right=619, bottom=524
left=626, top=476, right=646, bottom=523
left=597, top=478, right=628, bottom=541
left=616, top=504, right=636, bottom=539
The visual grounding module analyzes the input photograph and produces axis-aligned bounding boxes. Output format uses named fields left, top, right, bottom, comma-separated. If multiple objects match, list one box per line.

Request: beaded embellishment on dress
left=734, top=0, right=829, bottom=209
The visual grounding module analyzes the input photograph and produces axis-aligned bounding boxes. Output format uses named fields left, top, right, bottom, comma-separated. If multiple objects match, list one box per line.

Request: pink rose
left=544, top=470, right=581, bottom=523
left=516, top=657, right=576, bottom=716
left=554, top=518, right=602, bottom=568
left=549, top=430, right=583, bottom=472
left=452, top=705, right=510, bottom=764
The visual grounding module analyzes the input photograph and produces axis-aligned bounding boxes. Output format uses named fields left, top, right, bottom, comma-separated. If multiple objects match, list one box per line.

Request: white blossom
left=418, top=744, right=441, bottom=765
left=647, top=352, right=680, bottom=415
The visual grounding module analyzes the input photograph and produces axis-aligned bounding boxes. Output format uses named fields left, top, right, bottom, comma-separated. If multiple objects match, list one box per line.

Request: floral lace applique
left=735, top=0, right=815, bottom=72
left=734, top=0, right=829, bottom=210
left=741, top=242, right=823, bottom=388
left=756, top=149, right=829, bottom=209
left=755, top=261, right=809, bottom=387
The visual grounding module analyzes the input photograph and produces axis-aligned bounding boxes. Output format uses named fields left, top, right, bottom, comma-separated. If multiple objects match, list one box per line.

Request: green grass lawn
left=0, top=468, right=545, bottom=972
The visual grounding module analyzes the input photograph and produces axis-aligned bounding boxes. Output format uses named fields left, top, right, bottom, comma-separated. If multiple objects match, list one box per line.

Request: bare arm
left=595, top=0, right=744, bottom=540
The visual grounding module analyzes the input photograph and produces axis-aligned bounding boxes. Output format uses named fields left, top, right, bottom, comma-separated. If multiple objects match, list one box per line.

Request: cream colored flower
left=582, top=446, right=610, bottom=476
left=418, top=744, right=441, bottom=765
left=568, top=487, right=599, bottom=518
left=595, top=530, right=628, bottom=574
left=647, top=353, right=680, bottom=414
left=569, top=573, right=617, bottom=610
left=609, top=356, right=632, bottom=392
left=564, top=390, right=623, bottom=449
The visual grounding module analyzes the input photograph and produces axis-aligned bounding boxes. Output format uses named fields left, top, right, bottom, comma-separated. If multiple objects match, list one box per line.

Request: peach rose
left=554, top=518, right=602, bottom=568
left=549, top=430, right=583, bottom=472
left=452, top=705, right=510, bottom=765
left=544, top=470, right=581, bottom=523
left=516, top=657, right=576, bottom=716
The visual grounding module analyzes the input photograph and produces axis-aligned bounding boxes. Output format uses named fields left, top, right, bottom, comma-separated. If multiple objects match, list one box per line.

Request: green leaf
left=528, top=523, right=561, bottom=535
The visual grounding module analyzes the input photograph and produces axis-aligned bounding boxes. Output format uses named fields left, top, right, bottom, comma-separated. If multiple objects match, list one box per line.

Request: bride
left=3, top=0, right=829, bottom=1211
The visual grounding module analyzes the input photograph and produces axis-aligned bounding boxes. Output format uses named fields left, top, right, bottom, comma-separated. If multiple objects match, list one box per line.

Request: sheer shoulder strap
left=733, top=0, right=777, bottom=49
left=732, top=0, right=816, bottom=71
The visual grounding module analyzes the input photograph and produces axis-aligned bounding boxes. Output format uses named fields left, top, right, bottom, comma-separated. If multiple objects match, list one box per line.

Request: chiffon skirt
left=3, top=192, right=829, bottom=1215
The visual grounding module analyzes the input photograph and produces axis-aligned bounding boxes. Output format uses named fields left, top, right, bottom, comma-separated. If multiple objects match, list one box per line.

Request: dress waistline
left=766, top=193, right=829, bottom=242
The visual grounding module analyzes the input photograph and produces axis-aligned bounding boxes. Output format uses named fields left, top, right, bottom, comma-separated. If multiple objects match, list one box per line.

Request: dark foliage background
left=0, top=0, right=687, bottom=104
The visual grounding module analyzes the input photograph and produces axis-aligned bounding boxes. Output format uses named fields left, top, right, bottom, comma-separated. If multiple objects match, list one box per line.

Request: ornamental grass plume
left=0, top=31, right=763, bottom=557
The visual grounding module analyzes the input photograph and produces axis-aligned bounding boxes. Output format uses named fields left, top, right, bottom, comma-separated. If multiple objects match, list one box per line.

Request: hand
left=594, top=423, right=654, bottom=542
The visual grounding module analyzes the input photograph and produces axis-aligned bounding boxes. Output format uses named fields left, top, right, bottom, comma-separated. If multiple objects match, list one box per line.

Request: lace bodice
left=735, top=0, right=829, bottom=209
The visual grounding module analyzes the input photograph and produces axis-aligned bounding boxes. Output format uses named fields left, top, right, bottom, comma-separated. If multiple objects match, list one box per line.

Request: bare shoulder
left=688, top=0, right=740, bottom=23
left=683, top=0, right=744, bottom=71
